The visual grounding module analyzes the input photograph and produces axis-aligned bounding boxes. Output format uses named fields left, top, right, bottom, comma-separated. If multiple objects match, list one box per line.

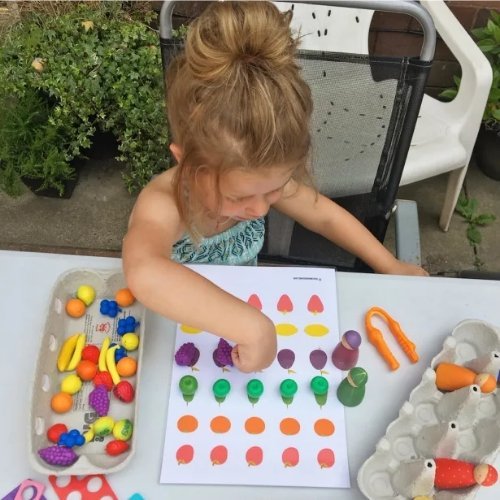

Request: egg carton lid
left=357, top=319, right=500, bottom=499
left=28, top=268, right=145, bottom=476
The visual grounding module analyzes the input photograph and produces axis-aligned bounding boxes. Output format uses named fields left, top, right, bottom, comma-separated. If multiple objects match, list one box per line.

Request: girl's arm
left=274, top=181, right=428, bottom=276
left=122, top=183, right=277, bottom=372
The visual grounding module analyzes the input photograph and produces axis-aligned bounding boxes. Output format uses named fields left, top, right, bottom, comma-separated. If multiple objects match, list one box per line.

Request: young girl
left=122, top=1, right=427, bottom=374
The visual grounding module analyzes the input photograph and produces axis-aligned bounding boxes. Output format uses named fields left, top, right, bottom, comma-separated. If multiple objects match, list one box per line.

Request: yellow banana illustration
left=98, top=337, right=111, bottom=372
left=275, top=323, right=298, bottom=336
left=57, top=334, right=80, bottom=372
left=106, top=344, right=121, bottom=385
left=66, top=333, right=86, bottom=371
left=304, top=324, right=330, bottom=337
left=180, top=324, right=202, bottom=334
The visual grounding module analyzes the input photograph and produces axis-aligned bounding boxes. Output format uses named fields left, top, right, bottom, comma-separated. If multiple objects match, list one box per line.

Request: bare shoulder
left=130, top=168, right=177, bottom=221
left=273, top=179, right=336, bottom=232
left=126, top=166, right=184, bottom=244
left=274, top=179, right=317, bottom=212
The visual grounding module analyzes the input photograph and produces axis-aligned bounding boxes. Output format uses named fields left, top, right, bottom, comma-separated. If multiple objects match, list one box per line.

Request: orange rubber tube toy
left=365, top=307, right=419, bottom=371
left=435, top=362, right=496, bottom=393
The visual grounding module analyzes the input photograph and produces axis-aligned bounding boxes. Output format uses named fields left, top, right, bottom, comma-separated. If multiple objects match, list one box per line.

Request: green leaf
left=455, top=202, right=472, bottom=220
left=467, top=226, right=482, bottom=245
left=473, top=214, right=496, bottom=226
left=491, top=10, right=500, bottom=25
left=477, top=38, right=496, bottom=53
left=493, top=23, right=500, bottom=44
left=439, top=89, right=457, bottom=100
left=469, top=198, right=478, bottom=213
left=472, top=27, right=487, bottom=40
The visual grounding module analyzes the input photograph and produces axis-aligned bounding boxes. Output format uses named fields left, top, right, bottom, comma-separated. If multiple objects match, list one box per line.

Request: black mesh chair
left=159, top=1, right=436, bottom=272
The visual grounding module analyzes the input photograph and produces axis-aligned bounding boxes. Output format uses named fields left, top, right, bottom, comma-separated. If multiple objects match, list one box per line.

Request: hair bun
left=185, top=1, right=296, bottom=82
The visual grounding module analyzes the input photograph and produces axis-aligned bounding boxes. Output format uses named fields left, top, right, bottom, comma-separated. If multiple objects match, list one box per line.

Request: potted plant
left=472, top=10, right=500, bottom=180
left=0, top=88, right=76, bottom=197
left=0, top=2, right=170, bottom=197
left=440, top=10, right=500, bottom=180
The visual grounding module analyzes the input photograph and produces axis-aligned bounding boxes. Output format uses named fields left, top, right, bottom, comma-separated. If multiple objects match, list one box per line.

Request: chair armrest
left=457, top=270, right=500, bottom=280
left=394, top=199, right=422, bottom=266
left=420, top=0, right=492, bottom=123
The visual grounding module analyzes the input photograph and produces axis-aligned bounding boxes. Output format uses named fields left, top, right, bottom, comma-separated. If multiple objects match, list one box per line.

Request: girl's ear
left=169, top=143, right=183, bottom=163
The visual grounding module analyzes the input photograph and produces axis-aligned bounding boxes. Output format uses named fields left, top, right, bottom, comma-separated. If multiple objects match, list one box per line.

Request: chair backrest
left=159, top=1, right=435, bottom=272
left=261, top=1, right=435, bottom=271
left=274, top=2, right=373, bottom=54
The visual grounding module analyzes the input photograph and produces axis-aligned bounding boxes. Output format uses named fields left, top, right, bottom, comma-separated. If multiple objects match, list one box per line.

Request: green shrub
left=440, top=10, right=500, bottom=133
left=0, top=88, right=73, bottom=196
left=0, top=2, right=170, bottom=196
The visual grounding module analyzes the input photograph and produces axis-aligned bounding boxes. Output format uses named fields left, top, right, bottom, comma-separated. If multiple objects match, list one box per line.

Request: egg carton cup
left=29, top=268, right=145, bottom=476
left=357, top=319, right=500, bottom=499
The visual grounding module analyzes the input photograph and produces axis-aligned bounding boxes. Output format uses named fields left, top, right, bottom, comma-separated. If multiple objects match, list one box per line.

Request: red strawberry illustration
left=247, top=294, right=262, bottom=310
left=307, top=295, right=324, bottom=314
left=277, top=294, right=293, bottom=313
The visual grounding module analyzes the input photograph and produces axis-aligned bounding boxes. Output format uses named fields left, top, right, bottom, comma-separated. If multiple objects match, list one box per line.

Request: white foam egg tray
left=29, top=268, right=145, bottom=475
left=357, top=319, right=500, bottom=499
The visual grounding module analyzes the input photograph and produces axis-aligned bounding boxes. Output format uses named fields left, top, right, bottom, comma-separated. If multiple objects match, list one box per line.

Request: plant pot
left=88, top=130, right=119, bottom=160
left=20, top=131, right=118, bottom=198
left=474, top=125, right=500, bottom=181
left=22, top=158, right=83, bottom=199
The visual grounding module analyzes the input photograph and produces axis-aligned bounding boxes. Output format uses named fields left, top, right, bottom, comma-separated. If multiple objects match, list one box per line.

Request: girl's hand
left=230, top=314, right=277, bottom=373
left=386, top=260, right=429, bottom=277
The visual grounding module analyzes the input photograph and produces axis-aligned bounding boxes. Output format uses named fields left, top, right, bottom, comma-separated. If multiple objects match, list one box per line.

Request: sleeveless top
left=171, top=217, right=265, bottom=266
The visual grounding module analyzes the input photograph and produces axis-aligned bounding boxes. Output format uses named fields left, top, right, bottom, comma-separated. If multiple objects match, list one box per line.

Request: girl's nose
left=245, top=196, right=270, bottom=218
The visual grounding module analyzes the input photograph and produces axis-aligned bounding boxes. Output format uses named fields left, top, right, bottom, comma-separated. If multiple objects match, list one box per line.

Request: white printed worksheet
left=160, top=265, right=350, bottom=488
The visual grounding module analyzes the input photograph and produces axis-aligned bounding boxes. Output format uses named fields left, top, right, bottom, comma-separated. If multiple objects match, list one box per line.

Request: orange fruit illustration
left=314, top=418, right=335, bottom=436
left=177, top=415, right=199, bottom=433
left=210, top=415, right=231, bottom=433
left=279, top=417, right=301, bottom=435
left=244, top=416, right=266, bottom=434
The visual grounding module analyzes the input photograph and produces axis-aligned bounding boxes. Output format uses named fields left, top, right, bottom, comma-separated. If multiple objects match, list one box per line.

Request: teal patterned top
left=171, top=217, right=265, bottom=266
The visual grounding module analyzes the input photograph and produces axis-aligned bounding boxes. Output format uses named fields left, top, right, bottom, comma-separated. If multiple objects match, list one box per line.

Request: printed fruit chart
left=160, top=265, right=350, bottom=488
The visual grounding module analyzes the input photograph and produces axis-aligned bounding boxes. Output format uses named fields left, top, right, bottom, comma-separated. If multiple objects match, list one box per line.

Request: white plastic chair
left=275, top=0, right=493, bottom=232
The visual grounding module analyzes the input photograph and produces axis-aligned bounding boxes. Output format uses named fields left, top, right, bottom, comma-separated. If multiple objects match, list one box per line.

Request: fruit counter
left=28, top=268, right=145, bottom=475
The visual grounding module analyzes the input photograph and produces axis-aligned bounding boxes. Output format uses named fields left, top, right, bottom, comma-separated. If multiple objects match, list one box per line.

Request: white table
left=1, top=250, right=499, bottom=499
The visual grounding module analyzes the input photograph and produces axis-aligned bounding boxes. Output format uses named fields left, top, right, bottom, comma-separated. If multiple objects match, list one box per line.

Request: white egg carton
left=357, top=319, right=500, bottom=499
left=29, top=268, right=145, bottom=475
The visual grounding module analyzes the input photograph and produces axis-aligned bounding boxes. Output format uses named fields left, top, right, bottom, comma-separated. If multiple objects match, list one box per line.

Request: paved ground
left=1, top=154, right=499, bottom=276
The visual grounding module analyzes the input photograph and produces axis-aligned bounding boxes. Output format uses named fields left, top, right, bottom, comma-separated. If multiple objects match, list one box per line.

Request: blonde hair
left=167, top=1, right=313, bottom=234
